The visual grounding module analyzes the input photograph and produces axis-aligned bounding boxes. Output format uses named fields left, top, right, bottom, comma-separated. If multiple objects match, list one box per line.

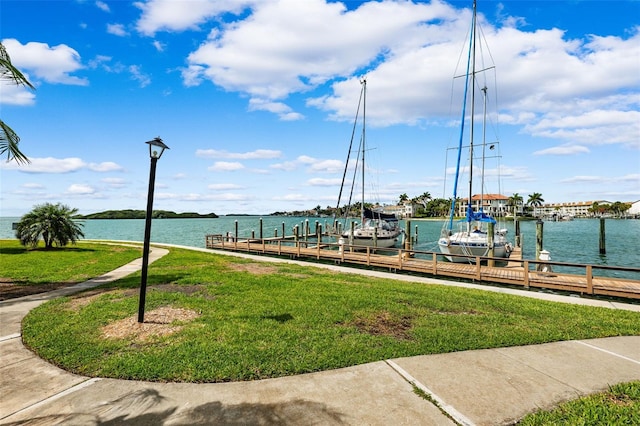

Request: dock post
left=487, top=221, right=495, bottom=267
left=294, top=225, right=299, bottom=243
left=536, top=219, right=544, bottom=260
left=349, top=221, right=355, bottom=250
left=415, top=224, right=418, bottom=244
left=404, top=220, right=411, bottom=251
left=282, top=222, right=285, bottom=239
left=599, top=218, right=606, bottom=254
left=235, top=220, right=238, bottom=240
left=274, top=228, right=278, bottom=238
left=318, top=224, right=322, bottom=244
left=259, top=218, right=263, bottom=240
left=515, top=219, right=521, bottom=247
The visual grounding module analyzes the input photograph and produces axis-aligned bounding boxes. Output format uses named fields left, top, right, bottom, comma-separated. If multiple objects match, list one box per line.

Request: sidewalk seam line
left=575, top=340, right=640, bottom=365
left=0, top=333, right=21, bottom=342
left=385, top=359, right=475, bottom=426
left=0, top=378, right=102, bottom=421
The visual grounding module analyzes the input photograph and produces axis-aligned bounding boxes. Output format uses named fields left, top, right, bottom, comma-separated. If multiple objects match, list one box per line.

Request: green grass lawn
left=17, top=245, right=640, bottom=384
left=0, top=239, right=142, bottom=298
left=518, top=381, right=640, bottom=425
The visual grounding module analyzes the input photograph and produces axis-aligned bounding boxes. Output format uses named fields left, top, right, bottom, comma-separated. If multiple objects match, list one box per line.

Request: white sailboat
left=334, top=78, right=402, bottom=249
left=438, top=0, right=512, bottom=262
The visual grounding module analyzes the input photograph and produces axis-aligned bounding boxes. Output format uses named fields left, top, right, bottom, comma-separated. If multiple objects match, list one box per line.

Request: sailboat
left=438, top=0, right=512, bottom=262
left=334, top=78, right=402, bottom=249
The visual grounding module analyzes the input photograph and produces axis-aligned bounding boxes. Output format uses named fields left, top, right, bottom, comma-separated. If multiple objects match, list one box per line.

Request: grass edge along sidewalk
left=14, top=242, right=640, bottom=383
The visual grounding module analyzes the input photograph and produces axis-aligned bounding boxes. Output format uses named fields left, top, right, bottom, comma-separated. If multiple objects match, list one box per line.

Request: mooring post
left=599, top=218, right=606, bottom=254
left=487, top=221, right=495, bottom=267
left=515, top=219, right=521, bottom=247
left=235, top=220, right=238, bottom=241
left=282, top=222, right=285, bottom=239
left=536, top=219, right=544, bottom=260
left=404, top=220, right=411, bottom=251
left=414, top=224, right=418, bottom=244
left=318, top=224, right=322, bottom=244
left=259, top=218, right=263, bottom=240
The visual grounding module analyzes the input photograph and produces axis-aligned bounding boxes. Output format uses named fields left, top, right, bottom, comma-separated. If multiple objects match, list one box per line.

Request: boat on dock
left=331, top=78, right=402, bottom=249
left=438, top=0, right=512, bottom=263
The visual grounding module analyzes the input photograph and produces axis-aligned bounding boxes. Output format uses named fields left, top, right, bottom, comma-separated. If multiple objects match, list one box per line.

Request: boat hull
left=438, top=233, right=511, bottom=262
left=342, top=228, right=400, bottom=249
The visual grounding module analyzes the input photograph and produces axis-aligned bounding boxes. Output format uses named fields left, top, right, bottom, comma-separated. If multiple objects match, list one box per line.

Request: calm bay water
left=1, top=216, right=638, bottom=270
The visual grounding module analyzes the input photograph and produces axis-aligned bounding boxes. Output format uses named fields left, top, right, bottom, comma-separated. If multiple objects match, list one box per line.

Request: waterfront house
left=457, top=194, right=510, bottom=217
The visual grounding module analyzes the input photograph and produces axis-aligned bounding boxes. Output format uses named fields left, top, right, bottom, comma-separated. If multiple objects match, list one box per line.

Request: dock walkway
left=205, top=234, right=640, bottom=300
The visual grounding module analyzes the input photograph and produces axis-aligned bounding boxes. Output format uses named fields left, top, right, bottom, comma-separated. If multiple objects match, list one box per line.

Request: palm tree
left=1, top=41, right=34, bottom=164
left=526, top=192, right=544, bottom=216
left=15, top=203, right=85, bottom=249
left=398, top=193, right=409, bottom=204
left=508, top=193, right=523, bottom=216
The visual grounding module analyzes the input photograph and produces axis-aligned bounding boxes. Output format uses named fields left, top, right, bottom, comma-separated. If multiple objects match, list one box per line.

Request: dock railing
left=205, top=234, right=640, bottom=300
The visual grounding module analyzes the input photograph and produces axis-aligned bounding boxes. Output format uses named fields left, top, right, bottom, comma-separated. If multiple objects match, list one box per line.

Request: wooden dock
left=205, top=234, right=640, bottom=301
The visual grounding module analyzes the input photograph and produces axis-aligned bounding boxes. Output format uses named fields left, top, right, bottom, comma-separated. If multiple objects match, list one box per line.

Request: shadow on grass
left=0, top=246, right=97, bottom=255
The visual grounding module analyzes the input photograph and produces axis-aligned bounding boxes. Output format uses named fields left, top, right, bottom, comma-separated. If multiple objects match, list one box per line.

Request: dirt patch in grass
left=227, top=263, right=279, bottom=275
left=101, top=306, right=200, bottom=341
left=348, top=311, right=413, bottom=341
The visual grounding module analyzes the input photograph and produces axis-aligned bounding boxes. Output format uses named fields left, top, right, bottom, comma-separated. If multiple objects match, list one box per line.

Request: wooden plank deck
left=205, top=235, right=640, bottom=300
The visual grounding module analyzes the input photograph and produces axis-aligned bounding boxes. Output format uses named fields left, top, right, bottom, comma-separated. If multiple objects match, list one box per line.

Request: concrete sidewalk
left=1, top=245, right=639, bottom=425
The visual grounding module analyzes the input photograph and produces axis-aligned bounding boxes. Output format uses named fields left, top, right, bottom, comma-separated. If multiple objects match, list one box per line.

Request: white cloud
left=107, top=23, right=128, bottom=37
left=135, top=0, right=254, bottom=36
left=208, top=183, right=245, bottom=190
left=96, top=1, right=110, bottom=12
left=66, top=183, right=96, bottom=194
left=2, top=38, right=87, bottom=85
left=534, top=145, right=591, bottom=156
left=208, top=161, right=245, bottom=171
left=248, top=98, right=304, bottom=121
left=0, top=83, right=36, bottom=105
left=196, top=149, right=281, bottom=159
left=0, top=157, right=124, bottom=173
left=129, top=65, right=151, bottom=87
left=307, top=178, right=342, bottom=186
left=89, top=162, right=124, bottom=172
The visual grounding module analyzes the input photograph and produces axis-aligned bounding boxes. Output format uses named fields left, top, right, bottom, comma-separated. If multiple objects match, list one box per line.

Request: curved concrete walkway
left=1, top=244, right=639, bottom=425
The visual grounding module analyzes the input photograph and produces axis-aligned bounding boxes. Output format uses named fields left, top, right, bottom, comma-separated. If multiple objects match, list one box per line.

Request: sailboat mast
left=466, top=0, right=477, bottom=233
left=361, top=78, right=366, bottom=226
left=447, top=1, right=476, bottom=231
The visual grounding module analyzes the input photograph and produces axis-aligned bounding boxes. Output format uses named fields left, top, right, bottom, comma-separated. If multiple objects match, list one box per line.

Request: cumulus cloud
left=2, top=38, right=87, bottom=85
left=208, top=183, right=245, bottom=190
left=131, top=0, right=640, bottom=148
left=534, top=145, right=591, bottom=156
left=197, top=149, right=281, bottom=159
left=107, top=23, right=128, bottom=36
left=66, top=183, right=96, bottom=194
left=208, top=161, right=245, bottom=171
left=0, top=157, right=123, bottom=173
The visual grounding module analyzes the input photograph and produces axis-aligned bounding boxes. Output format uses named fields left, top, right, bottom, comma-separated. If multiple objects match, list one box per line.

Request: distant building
left=628, top=200, right=640, bottom=217
left=534, top=200, right=611, bottom=218
left=457, top=194, right=510, bottom=217
left=382, top=202, right=414, bottom=218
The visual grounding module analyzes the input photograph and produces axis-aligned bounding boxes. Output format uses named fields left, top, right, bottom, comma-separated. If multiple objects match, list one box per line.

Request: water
left=2, top=216, right=638, bottom=271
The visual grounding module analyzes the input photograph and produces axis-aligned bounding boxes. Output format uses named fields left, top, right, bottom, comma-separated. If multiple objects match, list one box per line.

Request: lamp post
left=138, top=137, right=169, bottom=323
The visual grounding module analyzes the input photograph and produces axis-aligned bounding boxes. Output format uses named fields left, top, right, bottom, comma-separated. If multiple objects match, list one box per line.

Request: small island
left=76, top=210, right=219, bottom=219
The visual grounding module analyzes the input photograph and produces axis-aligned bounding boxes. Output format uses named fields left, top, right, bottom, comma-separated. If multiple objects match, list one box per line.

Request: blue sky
left=1, top=0, right=639, bottom=216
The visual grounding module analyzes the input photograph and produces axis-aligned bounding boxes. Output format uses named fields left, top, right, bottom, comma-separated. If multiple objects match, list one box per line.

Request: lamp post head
left=145, top=137, right=170, bottom=159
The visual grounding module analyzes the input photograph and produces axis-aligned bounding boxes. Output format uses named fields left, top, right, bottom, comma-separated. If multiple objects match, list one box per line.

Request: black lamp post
left=138, top=137, right=169, bottom=323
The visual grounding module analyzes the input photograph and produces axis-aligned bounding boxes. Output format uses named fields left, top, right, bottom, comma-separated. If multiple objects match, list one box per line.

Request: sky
left=1, top=0, right=639, bottom=217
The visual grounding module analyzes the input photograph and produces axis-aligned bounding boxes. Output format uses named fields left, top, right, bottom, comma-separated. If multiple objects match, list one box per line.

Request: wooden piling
left=487, top=221, right=495, bottom=267
left=536, top=219, right=544, bottom=260
left=599, top=218, right=606, bottom=254
left=515, top=219, right=521, bottom=247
